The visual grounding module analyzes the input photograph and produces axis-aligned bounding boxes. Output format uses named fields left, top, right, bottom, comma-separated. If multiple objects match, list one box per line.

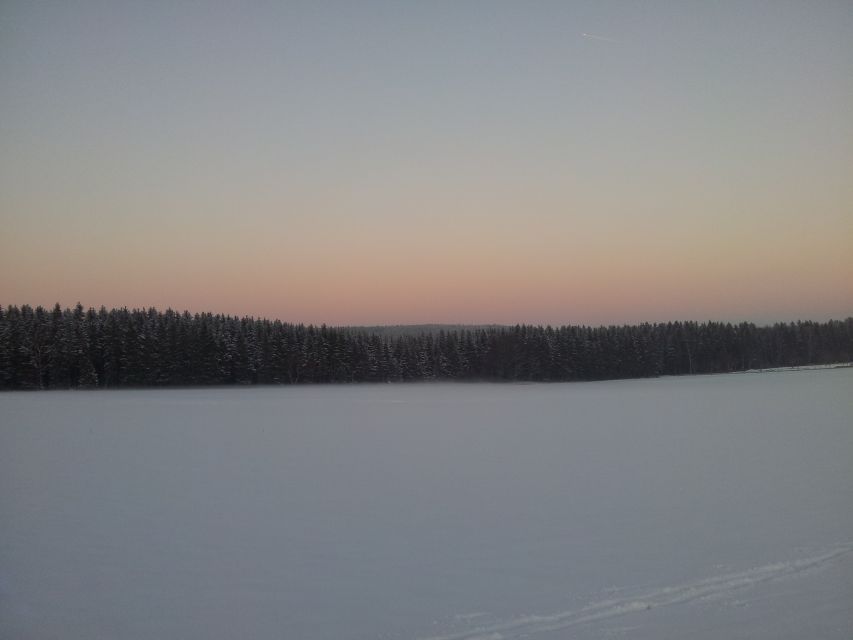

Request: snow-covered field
left=1, top=368, right=851, bottom=639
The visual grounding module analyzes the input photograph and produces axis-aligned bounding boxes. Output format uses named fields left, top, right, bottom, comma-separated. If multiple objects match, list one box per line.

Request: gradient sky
left=1, top=1, right=851, bottom=326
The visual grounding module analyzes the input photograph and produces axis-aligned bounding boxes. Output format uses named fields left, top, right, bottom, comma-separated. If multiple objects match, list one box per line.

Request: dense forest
left=0, top=304, right=851, bottom=390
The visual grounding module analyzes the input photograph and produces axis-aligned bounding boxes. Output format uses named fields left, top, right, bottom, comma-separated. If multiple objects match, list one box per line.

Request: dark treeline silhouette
left=1, top=304, right=851, bottom=390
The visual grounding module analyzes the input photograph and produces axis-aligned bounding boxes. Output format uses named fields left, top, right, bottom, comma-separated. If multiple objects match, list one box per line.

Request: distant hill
left=343, top=324, right=506, bottom=338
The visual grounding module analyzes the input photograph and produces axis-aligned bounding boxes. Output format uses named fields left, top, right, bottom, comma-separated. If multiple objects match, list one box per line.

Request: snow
left=421, top=546, right=853, bottom=640
left=738, top=362, right=852, bottom=374
left=1, top=368, right=851, bottom=639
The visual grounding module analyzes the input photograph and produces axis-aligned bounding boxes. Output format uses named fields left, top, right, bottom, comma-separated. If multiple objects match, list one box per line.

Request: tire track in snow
left=419, top=545, right=853, bottom=640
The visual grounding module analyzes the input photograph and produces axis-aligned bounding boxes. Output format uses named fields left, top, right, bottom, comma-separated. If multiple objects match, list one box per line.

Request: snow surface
left=1, top=368, right=851, bottom=639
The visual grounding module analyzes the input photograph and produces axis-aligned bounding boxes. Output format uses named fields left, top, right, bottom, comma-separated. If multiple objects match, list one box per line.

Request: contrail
left=582, top=32, right=616, bottom=43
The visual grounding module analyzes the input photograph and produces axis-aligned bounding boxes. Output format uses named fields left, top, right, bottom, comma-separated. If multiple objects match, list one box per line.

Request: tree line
left=0, top=304, right=851, bottom=389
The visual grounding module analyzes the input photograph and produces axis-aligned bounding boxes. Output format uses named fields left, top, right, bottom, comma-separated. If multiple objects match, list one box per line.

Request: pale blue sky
left=1, top=1, right=851, bottom=324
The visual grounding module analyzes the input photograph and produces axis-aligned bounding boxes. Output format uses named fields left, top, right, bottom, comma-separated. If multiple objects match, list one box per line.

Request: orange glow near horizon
left=2, top=204, right=851, bottom=326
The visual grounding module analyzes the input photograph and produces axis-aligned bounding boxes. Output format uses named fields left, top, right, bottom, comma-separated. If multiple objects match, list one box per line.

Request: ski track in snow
left=419, top=545, right=853, bottom=640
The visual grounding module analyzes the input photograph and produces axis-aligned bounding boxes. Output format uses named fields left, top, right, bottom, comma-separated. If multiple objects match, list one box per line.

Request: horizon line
left=3, top=302, right=851, bottom=332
